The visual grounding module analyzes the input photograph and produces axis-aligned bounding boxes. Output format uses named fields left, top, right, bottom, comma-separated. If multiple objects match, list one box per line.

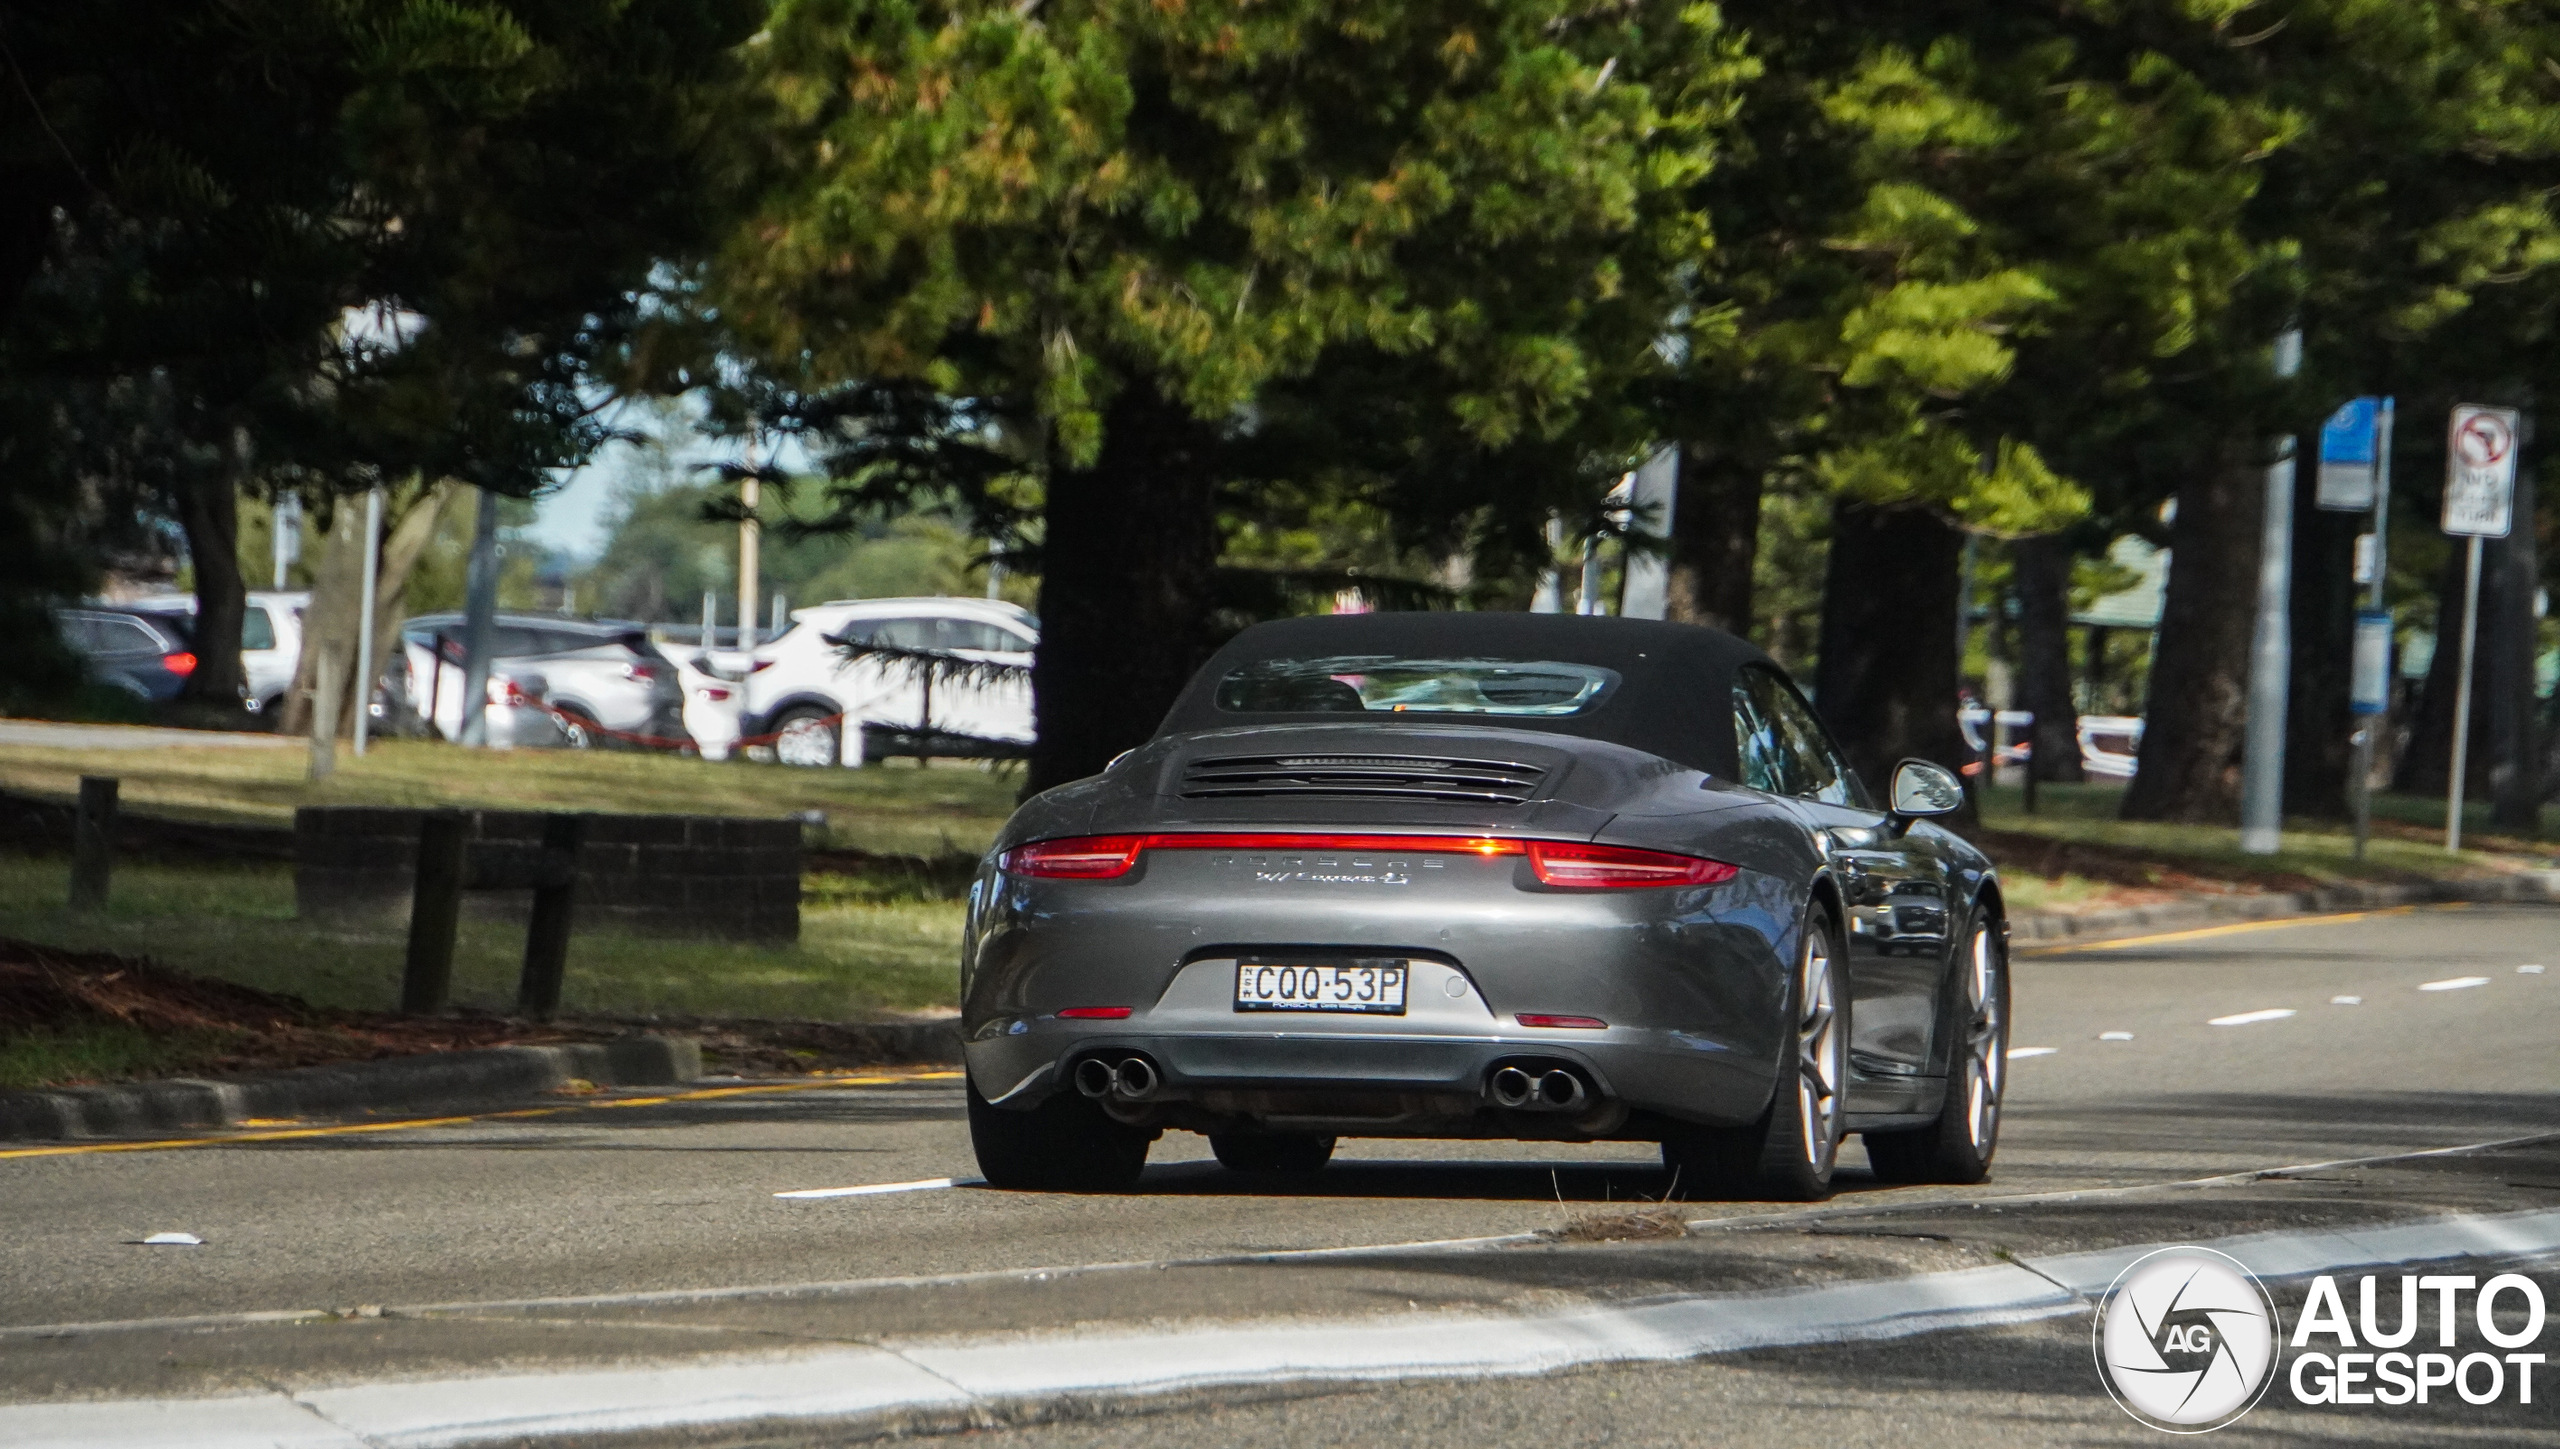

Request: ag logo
left=2094, top=1247, right=2280, bottom=1433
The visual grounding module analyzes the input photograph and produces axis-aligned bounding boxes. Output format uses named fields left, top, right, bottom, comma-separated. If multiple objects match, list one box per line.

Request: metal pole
left=700, top=590, right=716, bottom=654
left=737, top=442, right=761, bottom=653
left=2352, top=399, right=2394, bottom=860
left=2239, top=331, right=2303, bottom=855
left=353, top=486, right=383, bottom=756
left=457, top=488, right=502, bottom=747
left=2446, top=535, right=2485, bottom=853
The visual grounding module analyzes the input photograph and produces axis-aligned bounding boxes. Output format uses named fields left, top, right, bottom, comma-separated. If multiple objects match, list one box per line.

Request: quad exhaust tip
left=1074, top=1054, right=1160, bottom=1102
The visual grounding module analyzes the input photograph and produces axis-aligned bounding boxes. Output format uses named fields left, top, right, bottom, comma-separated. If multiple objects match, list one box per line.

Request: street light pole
left=2239, top=329, right=2303, bottom=855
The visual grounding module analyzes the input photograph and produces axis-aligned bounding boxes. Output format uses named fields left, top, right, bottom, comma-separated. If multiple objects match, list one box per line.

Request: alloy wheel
left=775, top=717, right=836, bottom=767
left=1962, top=925, right=2006, bottom=1153
left=1796, top=927, right=1845, bottom=1170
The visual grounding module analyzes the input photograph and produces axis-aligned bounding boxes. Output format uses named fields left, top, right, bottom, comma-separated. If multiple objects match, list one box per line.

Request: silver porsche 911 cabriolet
left=960, top=612, right=2006, bottom=1201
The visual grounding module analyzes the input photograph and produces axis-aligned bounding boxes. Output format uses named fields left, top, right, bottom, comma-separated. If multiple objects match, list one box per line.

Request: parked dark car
left=53, top=607, right=199, bottom=703
left=962, top=612, right=2004, bottom=1202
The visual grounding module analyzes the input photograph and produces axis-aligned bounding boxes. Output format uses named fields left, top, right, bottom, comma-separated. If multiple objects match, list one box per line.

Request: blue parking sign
left=2317, top=396, right=2381, bottom=509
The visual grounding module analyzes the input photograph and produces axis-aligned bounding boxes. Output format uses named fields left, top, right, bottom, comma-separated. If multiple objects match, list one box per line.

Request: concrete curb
left=2009, top=867, right=2560, bottom=946
left=0, top=1035, right=700, bottom=1143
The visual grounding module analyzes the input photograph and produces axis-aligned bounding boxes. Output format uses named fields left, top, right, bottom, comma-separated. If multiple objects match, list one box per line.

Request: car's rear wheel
left=1865, top=913, right=2007, bottom=1185
left=1662, top=908, right=1848, bottom=1202
left=966, top=1075, right=1152, bottom=1192
left=1209, top=1131, right=1335, bottom=1176
left=555, top=704, right=598, bottom=750
left=772, top=708, right=839, bottom=767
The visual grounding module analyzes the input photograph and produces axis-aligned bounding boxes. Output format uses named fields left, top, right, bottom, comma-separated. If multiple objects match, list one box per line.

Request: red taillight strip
left=1056, top=1006, right=1132, bottom=1019
left=1518, top=1014, right=1608, bottom=1029
left=1002, top=832, right=1735, bottom=888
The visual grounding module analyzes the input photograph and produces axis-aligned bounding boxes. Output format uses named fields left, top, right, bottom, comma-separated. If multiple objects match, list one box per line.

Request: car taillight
left=1527, top=841, right=1738, bottom=889
left=1056, top=1006, right=1133, bottom=1019
left=489, top=677, right=528, bottom=707
left=161, top=652, right=197, bottom=677
left=1002, top=836, right=1146, bottom=878
left=749, top=658, right=773, bottom=673
left=1518, top=1014, right=1608, bottom=1029
left=696, top=686, right=733, bottom=702
left=624, top=662, right=664, bottom=683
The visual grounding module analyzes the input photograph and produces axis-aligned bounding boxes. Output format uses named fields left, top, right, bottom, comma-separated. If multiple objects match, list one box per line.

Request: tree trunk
left=2120, top=457, right=2261, bottom=822
left=2394, top=545, right=2493, bottom=799
left=175, top=477, right=248, bottom=708
left=280, top=482, right=453, bottom=736
left=1663, top=440, right=1760, bottom=635
left=2487, top=472, right=2542, bottom=829
left=2285, top=481, right=2359, bottom=819
left=2011, top=535, right=2083, bottom=784
left=1812, top=501, right=1972, bottom=814
left=1027, top=381, right=1224, bottom=795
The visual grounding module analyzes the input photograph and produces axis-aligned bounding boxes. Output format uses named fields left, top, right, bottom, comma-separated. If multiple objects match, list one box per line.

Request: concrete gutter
left=2009, top=867, right=2560, bottom=946
left=0, top=1036, right=700, bottom=1143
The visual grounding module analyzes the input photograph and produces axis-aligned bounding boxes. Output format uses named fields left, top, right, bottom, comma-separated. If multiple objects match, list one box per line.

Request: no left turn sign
left=2444, top=403, right=2519, bottom=537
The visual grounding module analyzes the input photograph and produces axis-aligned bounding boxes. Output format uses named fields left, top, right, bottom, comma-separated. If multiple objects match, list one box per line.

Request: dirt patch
left=0, top=937, right=954, bottom=1088
left=0, top=937, right=607, bottom=1084
left=1540, top=1206, right=1690, bottom=1244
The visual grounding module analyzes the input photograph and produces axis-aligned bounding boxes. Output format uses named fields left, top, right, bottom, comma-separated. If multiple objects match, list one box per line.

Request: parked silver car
left=399, top=614, right=690, bottom=749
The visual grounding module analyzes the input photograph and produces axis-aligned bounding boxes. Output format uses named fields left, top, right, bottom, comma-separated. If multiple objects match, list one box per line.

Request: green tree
left=717, top=0, right=1739, bottom=790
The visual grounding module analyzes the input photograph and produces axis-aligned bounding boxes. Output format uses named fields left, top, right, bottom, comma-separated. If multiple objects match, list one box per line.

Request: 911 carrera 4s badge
left=1234, top=959, right=1409, bottom=1014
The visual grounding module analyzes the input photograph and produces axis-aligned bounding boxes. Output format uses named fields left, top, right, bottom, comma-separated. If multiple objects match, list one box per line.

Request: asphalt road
left=5, top=901, right=2558, bottom=1445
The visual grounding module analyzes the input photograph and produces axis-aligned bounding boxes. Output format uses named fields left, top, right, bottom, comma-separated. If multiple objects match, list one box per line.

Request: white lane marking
left=2005, top=1047, right=2058, bottom=1059
left=2097, top=1032, right=2133, bottom=1042
left=24, top=1209, right=2560, bottom=1449
left=2519, top=964, right=2545, bottom=975
left=2330, top=996, right=2362, bottom=1005
left=775, top=1177, right=979, bottom=1200
left=2418, top=976, right=2491, bottom=992
left=2208, top=1008, right=2296, bottom=1026
left=19, top=1127, right=2560, bottom=1349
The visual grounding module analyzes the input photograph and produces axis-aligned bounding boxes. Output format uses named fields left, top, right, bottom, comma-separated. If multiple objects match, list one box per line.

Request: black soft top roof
left=1159, top=612, right=1775, bottom=777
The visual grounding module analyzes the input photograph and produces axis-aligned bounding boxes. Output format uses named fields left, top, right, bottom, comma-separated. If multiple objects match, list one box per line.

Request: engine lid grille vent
left=1180, top=753, right=1547, bottom=805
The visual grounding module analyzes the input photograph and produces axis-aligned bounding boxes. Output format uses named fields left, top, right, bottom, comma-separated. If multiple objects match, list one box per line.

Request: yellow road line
left=2019, top=902, right=2468, bottom=956
left=0, top=1070, right=963, bottom=1161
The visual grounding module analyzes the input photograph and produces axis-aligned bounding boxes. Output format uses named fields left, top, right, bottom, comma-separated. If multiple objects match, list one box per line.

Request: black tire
left=1662, top=906, right=1848, bottom=1202
left=966, top=1075, right=1152, bottom=1192
left=555, top=704, right=598, bottom=750
left=1865, top=910, right=2008, bottom=1185
left=1210, top=1131, right=1336, bottom=1175
left=772, top=707, right=840, bottom=767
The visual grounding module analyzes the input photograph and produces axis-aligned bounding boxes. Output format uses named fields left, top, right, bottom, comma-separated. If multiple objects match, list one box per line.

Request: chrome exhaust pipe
left=1112, top=1056, right=1159, bottom=1101
left=1073, top=1058, right=1117, bottom=1099
left=1537, top=1069, right=1587, bottom=1111
left=1490, top=1066, right=1537, bottom=1109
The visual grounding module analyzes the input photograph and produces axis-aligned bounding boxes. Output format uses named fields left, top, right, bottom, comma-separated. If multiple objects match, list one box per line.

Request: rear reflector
left=1056, top=1006, right=1133, bottom=1020
left=161, top=652, right=197, bottom=677
left=1000, top=833, right=1733, bottom=887
left=1517, top=1014, right=1608, bottom=1030
left=1527, top=840, right=1737, bottom=889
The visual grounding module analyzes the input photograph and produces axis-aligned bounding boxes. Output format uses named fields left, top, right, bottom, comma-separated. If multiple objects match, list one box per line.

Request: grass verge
left=0, top=854, right=962, bottom=1024
left=0, top=735, right=1020, bottom=857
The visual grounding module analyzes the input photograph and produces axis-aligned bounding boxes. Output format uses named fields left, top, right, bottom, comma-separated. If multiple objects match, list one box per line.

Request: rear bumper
left=960, top=853, right=1810, bottom=1138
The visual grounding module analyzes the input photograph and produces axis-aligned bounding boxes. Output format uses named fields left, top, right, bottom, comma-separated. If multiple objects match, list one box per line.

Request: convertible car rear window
left=1213, top=656, right=1620, bottom=717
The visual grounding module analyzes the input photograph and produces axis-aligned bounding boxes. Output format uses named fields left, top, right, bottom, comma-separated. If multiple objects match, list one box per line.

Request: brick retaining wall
left=296, top=808, right=800, bottom=942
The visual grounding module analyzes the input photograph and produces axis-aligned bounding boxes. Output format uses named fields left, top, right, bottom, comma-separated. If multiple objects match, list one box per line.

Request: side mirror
left=1888, top=759, right=1965, bottom=822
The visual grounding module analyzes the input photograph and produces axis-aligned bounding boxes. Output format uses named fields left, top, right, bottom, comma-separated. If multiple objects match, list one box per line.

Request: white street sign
left=2443, top=404, right=2518, bottom=538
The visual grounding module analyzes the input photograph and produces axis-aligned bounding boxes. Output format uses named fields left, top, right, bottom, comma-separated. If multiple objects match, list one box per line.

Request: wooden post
left=68, top=776, right=118, bottom=912
left=516, top=813, right=586, bottom=1020
left=401, top=810, right=468, bottom=1014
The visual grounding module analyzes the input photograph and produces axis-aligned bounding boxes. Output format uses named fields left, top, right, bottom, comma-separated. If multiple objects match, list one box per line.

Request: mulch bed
left=1972, top=829, right=2326, bottom=902
left=0, top=936, right=950, bottom=1088
left=0, top=936, right=606, bottom=1082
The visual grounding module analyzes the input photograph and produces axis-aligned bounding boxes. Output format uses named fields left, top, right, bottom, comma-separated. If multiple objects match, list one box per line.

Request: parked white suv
left=740, top=597, right=1036, bottom=767
left=121, top=591, right=309, bottom=716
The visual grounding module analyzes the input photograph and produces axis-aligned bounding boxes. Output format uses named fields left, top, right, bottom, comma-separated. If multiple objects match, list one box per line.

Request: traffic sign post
left=2323, top=397, right=2395, bottom=860
left=2440, top=404, right=2519, bottom=853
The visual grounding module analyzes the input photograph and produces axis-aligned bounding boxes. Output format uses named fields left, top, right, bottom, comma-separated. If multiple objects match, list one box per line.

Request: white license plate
left=1234, top=960, right=1408, bottom=1015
